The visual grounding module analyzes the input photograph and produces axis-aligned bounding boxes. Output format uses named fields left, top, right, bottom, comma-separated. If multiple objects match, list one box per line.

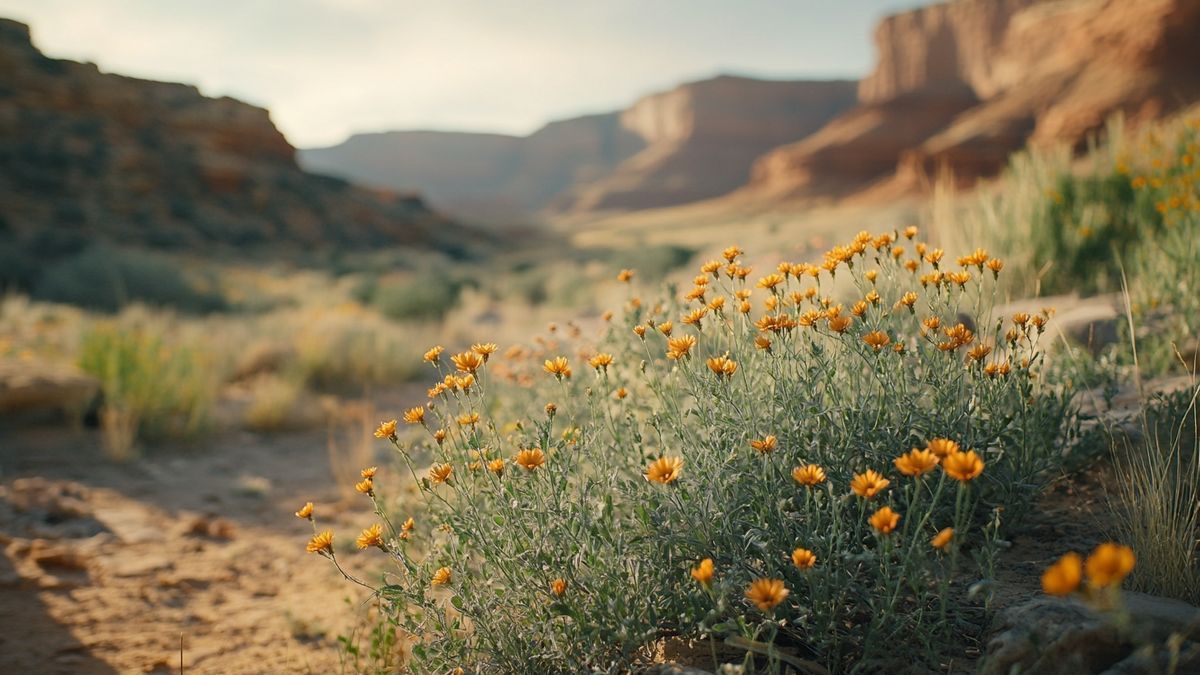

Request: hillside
left=300, top=76, right=857, bottom=220
left=0, top=18, right=453, bottom=258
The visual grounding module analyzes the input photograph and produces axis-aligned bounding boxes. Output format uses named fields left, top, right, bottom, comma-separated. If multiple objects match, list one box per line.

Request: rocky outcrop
left=749, top=0, right=1200, bottom=199
left=982, top=594, right=1200, bottom=674
left=0, top=19, right=451, bottom=253
left=300, top=76, right=857, bottom=219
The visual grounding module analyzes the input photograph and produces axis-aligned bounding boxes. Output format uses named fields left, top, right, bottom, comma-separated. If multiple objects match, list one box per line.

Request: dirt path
left=0, top=420, right=406, bottom=674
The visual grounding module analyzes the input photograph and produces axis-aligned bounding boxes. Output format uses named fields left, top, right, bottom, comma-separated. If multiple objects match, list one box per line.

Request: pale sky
left=0, top=1, right=923, bottom=147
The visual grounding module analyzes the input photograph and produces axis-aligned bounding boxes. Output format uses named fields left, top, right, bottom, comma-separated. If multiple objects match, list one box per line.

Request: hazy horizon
left=0, top=0, right=923, bottom=148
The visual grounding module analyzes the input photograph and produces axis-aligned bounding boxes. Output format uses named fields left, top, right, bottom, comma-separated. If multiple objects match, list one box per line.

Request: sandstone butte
left=0, top=18, right=454, bottom=252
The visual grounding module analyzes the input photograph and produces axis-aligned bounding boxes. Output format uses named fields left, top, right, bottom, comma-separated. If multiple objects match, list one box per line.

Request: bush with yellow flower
left=302, top=235, right=1082, bottom=673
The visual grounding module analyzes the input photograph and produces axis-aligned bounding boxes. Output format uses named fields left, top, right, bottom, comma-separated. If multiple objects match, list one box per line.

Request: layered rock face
left=751, top=0, right=1200, bottom=198
left=0, top=19, right=449, bottom=252
left=301, top=76, right=857, bottom=218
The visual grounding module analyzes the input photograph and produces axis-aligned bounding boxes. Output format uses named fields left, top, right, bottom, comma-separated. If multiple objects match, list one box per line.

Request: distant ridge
left=300, top=76, right=858, bottom=221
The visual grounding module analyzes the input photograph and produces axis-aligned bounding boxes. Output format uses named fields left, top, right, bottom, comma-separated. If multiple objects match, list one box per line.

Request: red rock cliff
left=0, top=18, right=451, bottom=251
left=750, top=0, right=1200, bottom=199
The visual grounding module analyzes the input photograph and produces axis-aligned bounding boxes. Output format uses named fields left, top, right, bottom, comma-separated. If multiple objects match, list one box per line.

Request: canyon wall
left=749, top=0, right=1200, bottom=199
left=0, top=18, right=451, bottom=253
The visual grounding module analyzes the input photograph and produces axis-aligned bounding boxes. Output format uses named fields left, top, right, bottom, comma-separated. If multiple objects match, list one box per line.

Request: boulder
left=982, top=593, right=1200, bottom=674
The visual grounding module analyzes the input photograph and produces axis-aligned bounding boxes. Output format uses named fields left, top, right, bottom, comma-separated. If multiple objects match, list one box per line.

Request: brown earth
left=0, top=412, right=420, bottom=674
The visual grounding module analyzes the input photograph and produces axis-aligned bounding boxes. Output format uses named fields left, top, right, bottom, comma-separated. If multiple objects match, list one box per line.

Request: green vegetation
left=34, top=244, right=226, bottom=314
left=78, top=317, right=219, bottom=458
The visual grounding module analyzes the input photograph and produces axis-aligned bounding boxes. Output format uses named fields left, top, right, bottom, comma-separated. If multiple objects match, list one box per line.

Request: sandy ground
left=0, top=416, right=412, bottom=674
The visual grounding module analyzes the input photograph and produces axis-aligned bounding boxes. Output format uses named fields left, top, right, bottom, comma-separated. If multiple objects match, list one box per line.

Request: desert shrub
left=608, top=244, right=695, bottom=282
left=243, top=373, right=305, bottom=431
left=290, top=306, right=428, bottom=391
left=0, top=237, right=41, bottom=290
left=1124, top=118, right=1200, bottom=374
left=305, top=234, right=1079, bottom=673
left=78, top=317, right=220, bottom=458
left=370, top=276, right=463, bottom=321
left=33, top=244, right=226, bottom=314
left=947, top=117, right=1175, bottom=298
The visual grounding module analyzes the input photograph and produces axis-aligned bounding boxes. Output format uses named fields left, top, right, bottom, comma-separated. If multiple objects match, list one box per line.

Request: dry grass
left=1110, top=379, right=1200, bottom=603
left=243, top=374, right=306, bottom=431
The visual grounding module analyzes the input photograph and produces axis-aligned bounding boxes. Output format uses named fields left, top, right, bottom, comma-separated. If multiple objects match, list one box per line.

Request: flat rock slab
left=0, top=358, right=98, bottom=412
left=91, top=505, right=164, bottom=545
left=100, top=551, right=174, bottom=578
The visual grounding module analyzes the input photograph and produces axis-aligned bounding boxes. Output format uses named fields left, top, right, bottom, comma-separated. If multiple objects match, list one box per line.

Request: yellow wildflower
left=706, top=355, right=738, bottom=378
left=488, top=458, right=505, bottom=476
left=451, top=351, right=485, bottom=374
left=925, top=438, right=960, bottom=458
left=428, top=463, right=453, bottom=485
left=850, top=469, right=890, bottom=499
left=869, top=506, right=900, bottom=534
left=745, top=578, right=789, bottom=612
left=356, top=523, right=384, bottom=550
left=931, top=527, right=954, bottom=550
left=543, top=357, right=572, bottom=379
left=306, top=530, right=334, bottom=554
left=749, top=435, right=777, bottom=454
left=431, top=566, right=452, bottom=586
left=863, top=331, right=891, bottom=351
left=374, top=419, right=398, bottom=439
left=645, top=456, right=684, bottom=484
left=515, top=448, right=546, bottom=471
left=943, top=450, right=985, bottom=482
left=666, top=335, right=697, bottom=360
left=894, top=448, right=939, bottom=477
left=471, top=342, right=499, bottom=361
left=691, top=558, right=714, bottom=586
left=589, top=353, right=614, bottom=371
left=1042, top=552, right=1082, bottom=596
left=792, top=464, right=827, bottom=486
left=403, top=407, right=425, bottom=425
left=791, top=547, right=817, bottom=570
left=1085, top=543, right=1136, bottom=589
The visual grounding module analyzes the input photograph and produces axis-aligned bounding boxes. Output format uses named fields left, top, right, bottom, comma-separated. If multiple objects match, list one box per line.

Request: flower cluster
left=305, top=235, right=1075, bottom=673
